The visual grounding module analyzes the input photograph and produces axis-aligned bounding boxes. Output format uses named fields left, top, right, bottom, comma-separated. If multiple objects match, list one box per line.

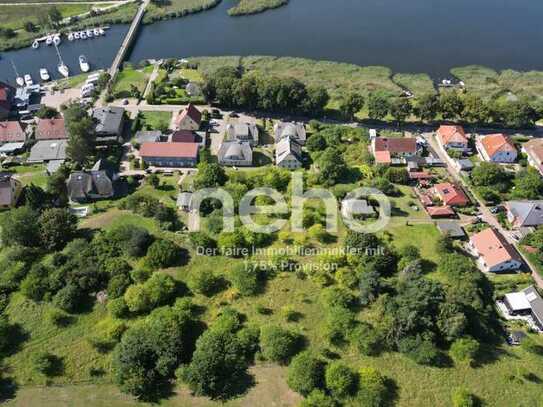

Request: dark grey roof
left=218, top=140, right=253, bottom=164
left=67, top=170, right=114, bottom=201
left=93, top=107, right=125, bottom=136
left=274, top=122, right=306, bottom=144
left=28, top=140, right=67, bottom=162
left=46, top=159, right=64, bottom=174
left=134, top=130, right=162, bottom=144
left=0, top=172, right=17, bottom=207
left=523, top=286, right=543, bottom=326
left=436, top=221, right=465, bottom=238
left=276, top=137, right=302, bottom=165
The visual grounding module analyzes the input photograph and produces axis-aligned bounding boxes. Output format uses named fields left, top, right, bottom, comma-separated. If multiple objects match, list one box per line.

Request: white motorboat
left=46, top=35, right=53, bottom=45
left=79, top=55, right=90, bottom=73
left=24, top=74, right=33, bottom=87
left=74, top=32, right=80, bottom=40
left=68, top=33, right=74, bottom=41
left=80, top=31, right=87, bottom=40
left=93, top=28, right=100, bottom=36
left=98, top=28, right=105, bottom=35
left=32, top=40, right=39, bottom=49
left=86, top=29, right=93, bottom=38
left=40, top=68, right=50, bottom=81
left=55, top=43, right=69, bottom=78
left=10, top=60, right=24, bottom=87
left=53, top=34, right=61, bottom=46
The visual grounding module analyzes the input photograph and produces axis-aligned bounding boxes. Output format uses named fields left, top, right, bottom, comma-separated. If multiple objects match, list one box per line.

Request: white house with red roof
left=371, top=136, right=418, bottom=164
left=173, top=104, right=202, bottom=131
left=522, top=139, right=543, bottom=176
left=140, top=142, right=199, bottom=168
left=469, top=228, right=522, bottom=272
left=433, top=182, right=470, bottom=207
left=477, top=133, right=517, bottom=163
left=0, top=121, right=26, bottom=145
left=437, top=125, right=469, bottom=151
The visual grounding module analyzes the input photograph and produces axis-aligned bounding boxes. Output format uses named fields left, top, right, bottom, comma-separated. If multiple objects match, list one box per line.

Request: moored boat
left=86, top=29, right=93, bottom=38
left=40, top=68, right=50, bottom=81
left=68, top=32, right=74, bottom=41
left=32, top=40, right=39, bottom=49
left=46, top=35, right=53, bottom=46
left=79, top=55, right=90, bottom=73
left=53, top=34, right=61, bottom=46
left=80, top=31, right=87, bottom=40
left=74, top=32, right=80, bottom=40
left=24, top=74, right=33, bottom=87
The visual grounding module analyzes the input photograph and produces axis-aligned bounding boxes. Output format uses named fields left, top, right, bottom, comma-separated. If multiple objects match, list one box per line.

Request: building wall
left=218, top=158, right=252, bottom=167
left=277, top=157, right=301, bottom=169
left=490, top=150, right=517, bottom=163
left=143, top=156, right=197, bottom=168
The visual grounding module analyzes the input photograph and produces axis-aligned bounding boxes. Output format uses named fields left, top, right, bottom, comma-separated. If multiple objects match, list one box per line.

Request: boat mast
left=10, top=59, right=20, bottom=77
left=54, top=42, right=64, bottom=66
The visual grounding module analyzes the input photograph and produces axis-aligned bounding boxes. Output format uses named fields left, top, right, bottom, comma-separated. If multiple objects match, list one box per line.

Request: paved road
left=424, top=132, right=542, bottom=287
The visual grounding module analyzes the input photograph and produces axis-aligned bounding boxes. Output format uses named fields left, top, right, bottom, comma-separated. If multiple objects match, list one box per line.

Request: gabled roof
left=427, top=205, right=455, bottom=217
left=67, top=170, right=114, bottom=201
left=480, top=134, right=516, bottom=158
left=175, top=104, right=201, bottom=127
left=470, top=227, right=521, bottom=268
left=171, top=130, right=197, bottom=143
left=524, top=139, right=543, bottom=166
left=36, top=118, right=67, bottom=140
left=218, top=140, right=253, bottom=163
left=28, top=139, right=67, bottom=162
left=92, top=107, right=125, bottom=135
left=274, top=122, right=306, bottom=144
left=523, top=286, right=543, bottom=326
left=506, top=200, right=543, bottom=227
left=0, top=172, right=19, bottom=207
left=140, top=142, right=199, bottom=159
left=226, top=123, right=259, bottom=143
left=134, top=130, right=162, bottom=144
left=434, top=182, right=469, bottom=206
left=276, top=137, right=302, bottom=164
left=341, top=199, right=375, bottom=216
left=374, top=150, right=391, bottom=164
left=0, top=121, right=25, bottom=143
left=437, top=125, right=468, bottom=146
left=374, top=137, right=417, bottom=154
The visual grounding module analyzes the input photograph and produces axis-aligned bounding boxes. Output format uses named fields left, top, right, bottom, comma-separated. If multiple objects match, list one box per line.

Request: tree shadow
left=0, top=376, right=18, bottom=403
left=4, top=323, right=29, bottom=357
left=382, top=377, right=399, bottom=407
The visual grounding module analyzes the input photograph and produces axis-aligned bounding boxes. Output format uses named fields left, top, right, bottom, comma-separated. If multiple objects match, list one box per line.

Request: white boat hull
left=58, top=65, right=69, bottom=78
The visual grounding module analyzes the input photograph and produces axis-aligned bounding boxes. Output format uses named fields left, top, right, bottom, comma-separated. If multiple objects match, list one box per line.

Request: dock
left=109, top=0, right=149, bottom=80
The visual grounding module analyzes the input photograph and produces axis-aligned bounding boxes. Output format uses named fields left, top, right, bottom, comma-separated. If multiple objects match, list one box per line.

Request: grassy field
left=392, top=73, right=436, bottom=96
left=8, top=164, right=48, bottom=189
left=227, top=0, right=288, bottom=16
left=112, top=65, right=153, bottom=98
left=139, top=110, right=172, bottom=131
left=144, top=0, right=220, bottom=24
left=0, top=4, right=94, bottom=30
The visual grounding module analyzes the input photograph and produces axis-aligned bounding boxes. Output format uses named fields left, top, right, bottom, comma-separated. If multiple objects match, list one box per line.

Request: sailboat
left=40, top=68, right=50, bottom=81
left=79, top=55, right=90, bottom=73
left=10, top=60, right=24, bottom=87
left=24, top=74, right=33, bottom=87
left=54, top=42, right=69, bottom=78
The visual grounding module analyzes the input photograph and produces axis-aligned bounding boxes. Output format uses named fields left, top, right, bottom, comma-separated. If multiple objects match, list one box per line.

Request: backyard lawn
left=112, top=65, right=154, bottom=98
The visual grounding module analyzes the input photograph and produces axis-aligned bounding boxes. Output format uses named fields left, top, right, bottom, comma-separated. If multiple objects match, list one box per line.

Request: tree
left=317, top=147, right=348, bottom=186
left=389, top=97, right=412, bottom=125
left=449, top=337, right=479, bottom=366
left=48, top=6, right=62, bottom=25
left=471, top=162, right=509, bottom=190
left=64, top=102, right=95, bottom=166
left=462, top=94, right=489, bottom=124
left=147, top=173, right=160, bottom=189
left=260, top=325, right=302, bottom=364
left=0, top=206, right=40, bottom=247
left=325, top=361, right=358, bottom=399
left=512, top=167, right=543, bottom=199
left=306, top=132, right=327, bottom=152
left=287, top=352, right=325, bottom=396
left=300, top=389, right=337, bottom=407
left=194, top=162, right=227, bottom=189
left=439, top=92, right=463, bottom=120
left=24, top=21, right=37, bottom=32
left=145, top=239, right=182, bottom=269
left=416, top=93, right=439, bottom=122
left=38, top=208, right=78, bottom=251
left=398, top=336, right=441, bottom=365
left=367, top=92, right=390, bottom=120
left=23, top=184, right=49, bottom=210
left=53, top=284, right=81, bottom=312
left=35, top=105, right=59, bottom=119
left=189, top=269, right=222, bottom=296
left=356, top=367, right=387, bottom=407
left=339, top=93, right=364, bottom=121
left=229, top=264, right=260, bottom=296
left=183, top=329, right=250, bottom=400
left=350, top=322, right=382, bottom=356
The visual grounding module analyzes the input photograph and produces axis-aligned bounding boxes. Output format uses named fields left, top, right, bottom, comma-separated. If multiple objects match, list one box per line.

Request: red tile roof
left=437, top=125, right=468, bottom=146
left=480, top=133, right=516, bottom=158
left=408, top=171, right=434, bottom=180
left=374, top=137, right=417, bottom=154
left=374, top=150, right=391, bottom=164
left=470, top=228, right=520, bottom=269
left=0, top=121, right=25, bottom=143
left=434, top=182, right=469, bottom=206
left=175, top=104, right=201, bottom=127
left=36, top=118, right=67, bottom=140
left=171, top=130, right=197, bottom=143
left=427, top=205, right=455, bottom=217
left=140, top=142, right=199, bottom=158
left=0, top=82, right=14, bottom=112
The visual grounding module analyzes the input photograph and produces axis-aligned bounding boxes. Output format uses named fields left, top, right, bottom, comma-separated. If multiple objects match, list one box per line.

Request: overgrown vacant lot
left=144, top=0, right=220, bottom=23
left=451, top=65, right=543, bottom=100
left=0, top=4, right=94, bottom=30
left=392, top=73, right=436, bottom=96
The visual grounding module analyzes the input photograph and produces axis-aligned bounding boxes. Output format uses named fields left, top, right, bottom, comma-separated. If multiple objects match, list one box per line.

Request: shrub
left=287, top=351, right=325, bottom=396
left=124, top=284, right=151, bottom=313
left=45, top=308, right=71, bottom=327
left=349, top=323, right=382, bottom=356
left=189, top=232, right=217, bottom=251
left=189, top=269, right=222, bottom=297
left=300, top=389, right=337, bottom=407
left=325, top=361, right=358, bottom=399
left=450, top=337, right=479, bottom=366
left=145, top=239, right=183, bottom=269
left=32, top=352, right=60, bottom=377
left=107, top=274, right=132, bottom=298
left=320, top=286, right=355, bottom=309
left=356, top=367, right=387, bottom=407
left=52, top=284, right=81, bottom=313
left=260, top=325, right=303, bottom=364
left=108, top=297, right=129, bottom=318
left=229, top=264, right=260, bottom=296
left=451, top=386, right=476, bottom=407
left=398, top=336, right=441, bottom=366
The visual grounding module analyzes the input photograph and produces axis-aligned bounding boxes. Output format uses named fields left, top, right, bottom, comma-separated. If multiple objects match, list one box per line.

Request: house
left=341, top=199, right=375, bottom=219
left=0, top=121, right=25, bottom=145
left=0, top=142, right=25, bottom=155
left=226, top=123, right=259, bottom=146
left=93, top=107, right=125, bottom=143
left=505, top=201, right=543, bottom=228
left=469, top=227, right=522, bottom=272
left=427, top=206, right=456, bottom=218
left=177, top=192, right=193, bottom=212
left=0, top=82, right=14, bottom=120
left=28, top=139, right=67, bottom=163
left=0, top=172, right=22, bottom=209
left=36, top=118, right=67, bottom=140
left=134, top=130, right=163, bottom=145
left=436, top=221, right=465, bottom=238
left=453, top=159, right=474, bottom=172
left=522, top=139, right=543, bottom=176
left=66, top=170, right=115, bottom=202
left=276, top=137, right=303, bottom=169
left=170, top=130, right=205, bottom=147
left=433, top=182, right=469, bottom=206
left=173, top=104, right=201, bottom=131
left=218, top=141, right=253, bottom=167
left=503, top=286, right=543, bottom=330
left=437, top=125, right=469, bottom=150
left=274, top=122, right=306, bottom=145
left=477, top=133, right=517, bottom=163
left=140, top=142, right=199, bottom=168
left=371, top=137, right=418, bottom=164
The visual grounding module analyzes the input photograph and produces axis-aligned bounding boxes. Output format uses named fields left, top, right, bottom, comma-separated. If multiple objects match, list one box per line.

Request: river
left=1, top=0, right=543, bottom=84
